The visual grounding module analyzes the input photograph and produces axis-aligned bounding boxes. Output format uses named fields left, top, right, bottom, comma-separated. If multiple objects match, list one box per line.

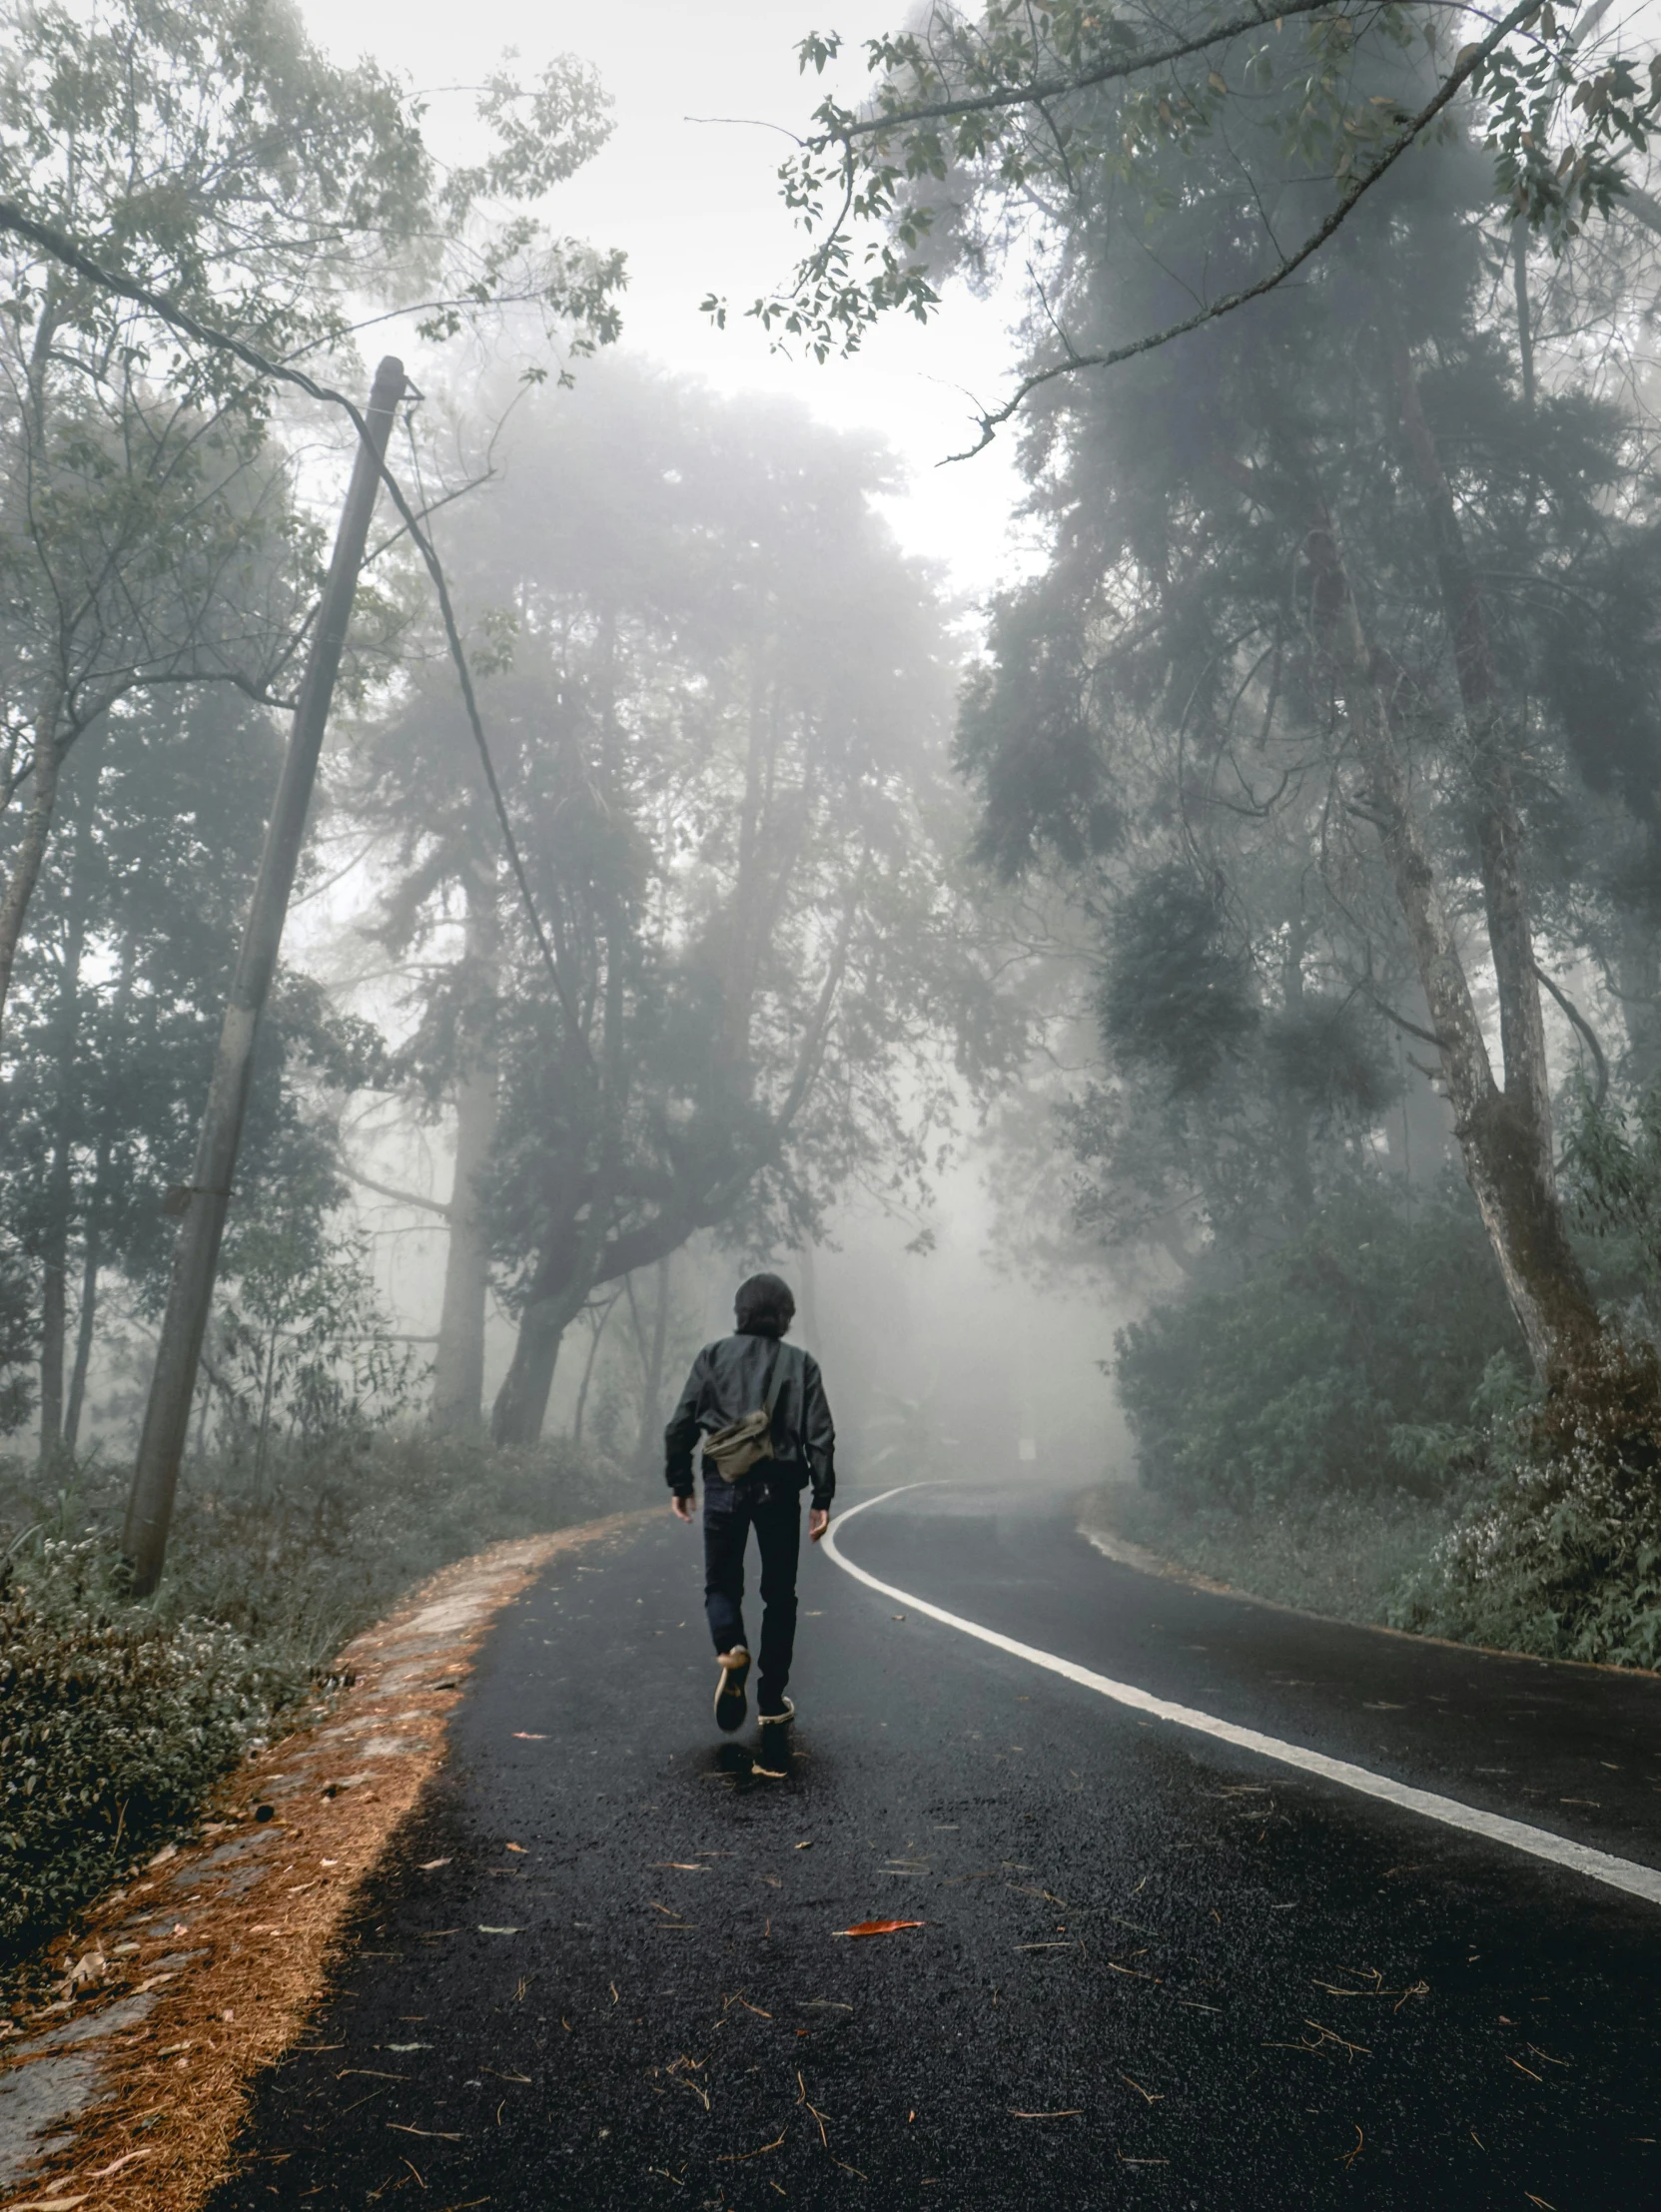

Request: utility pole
left=122, top=356, right=406, bottom=1596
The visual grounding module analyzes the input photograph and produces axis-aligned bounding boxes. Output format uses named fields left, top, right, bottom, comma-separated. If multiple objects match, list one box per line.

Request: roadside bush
left=0, top=1539, right=285, bottom=1957
left=1391, top=1343, right=1661, bottom=1667
left=1115, top=1175, right=1521, bottom=1512
left=0, top=1427, right=640, bottom=1973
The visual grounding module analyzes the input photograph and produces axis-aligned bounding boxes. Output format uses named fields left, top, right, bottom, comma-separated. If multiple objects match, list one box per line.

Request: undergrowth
left=1112, top=1128, right=1661, bottom=1666
left=0, top=1430, right=642, bottom=1978
left=1100, top=1482, right=1453, bottom=1627
left=1390, top=1345, right=1661, bottom=1668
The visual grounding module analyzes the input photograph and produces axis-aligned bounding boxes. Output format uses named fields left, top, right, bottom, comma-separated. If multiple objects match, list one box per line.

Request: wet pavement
left=203, top=1484, right=1661, bottom=2209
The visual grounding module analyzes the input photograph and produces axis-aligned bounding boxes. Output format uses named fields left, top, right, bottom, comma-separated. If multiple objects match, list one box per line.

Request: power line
left=0, top=195, right=593, bottom=1066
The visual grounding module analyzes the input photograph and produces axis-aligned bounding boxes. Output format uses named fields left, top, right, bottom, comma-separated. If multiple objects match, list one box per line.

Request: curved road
left=207, top=1483, right=1661, bottom=2209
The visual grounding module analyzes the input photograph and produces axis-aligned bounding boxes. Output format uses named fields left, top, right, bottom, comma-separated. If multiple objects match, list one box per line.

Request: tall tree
left=0, top=685, right=381, bottom=1455
left=354, top=360, right=1018, bottom=1441
left=0, top=0, right=624, bottom=1032
left=741, top=1, right=1660, bottom=423
left=923, top=6, right=1660, bottom=1391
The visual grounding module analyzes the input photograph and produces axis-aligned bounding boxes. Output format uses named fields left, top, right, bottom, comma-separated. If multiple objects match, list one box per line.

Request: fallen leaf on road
left=836, top=1919, right=926, bottom=1938
left=794, top=1841, right=813, bottom=1850
left=417, top=1858, right=451, bottom=1870
left=717, top=2127, right=788, bottom=2162
left=511, top=1732, right=546, bottom=1741
left=505, top=1842, right=525, bottom=1852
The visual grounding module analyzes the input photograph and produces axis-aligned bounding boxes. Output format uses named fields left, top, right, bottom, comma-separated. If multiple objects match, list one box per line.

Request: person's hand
left=809, top=1506, right=830, bottom=1544
left=670, top=1493, right=695, bottom=1524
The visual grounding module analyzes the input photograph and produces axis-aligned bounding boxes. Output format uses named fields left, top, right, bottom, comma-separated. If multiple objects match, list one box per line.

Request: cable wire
left=0, top=195, right=592, bottom=1064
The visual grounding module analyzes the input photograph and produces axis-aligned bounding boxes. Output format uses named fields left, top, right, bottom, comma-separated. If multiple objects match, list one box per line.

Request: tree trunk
left=1384, top=321, right=1557, bottom=1189
left=490, top=1217, right=591, bottom=1446
left=571, top=1297, right=614, bottom=1444
left=629, top=1255, right=672, bottom=1471
left=37, top=730, right=103, bottom=1462
left=1615, top=902, right=1661, bottom=1090
left=0, top=694, right=64, bottom=1040
left=1277, top=917, right=1315, bottom=1228
left=1302, top=504, right=1602, bottom=1384
left=64, top=1221, right=101, bottom=1451
left=428, top=1062, right=495, bottom=1434
left=490, top=1289, right=569, bottom=1445
left=429, top=867, right=499, bottom=1435
left=65, top=927, right=133, bottom=1450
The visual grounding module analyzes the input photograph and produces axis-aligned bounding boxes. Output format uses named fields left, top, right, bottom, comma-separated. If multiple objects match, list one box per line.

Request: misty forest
left=7, top=0, right=1661, bottom=2172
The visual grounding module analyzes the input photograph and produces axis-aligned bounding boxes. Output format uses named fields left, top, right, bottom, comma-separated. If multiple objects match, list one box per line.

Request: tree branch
left=0, top=194, right=595, bottom=1069
left=344, top=1163, right=452, bottom=1219
left=835, top=0, right=1362, bottom=142
left=1534, top=960, right=1609, bottom=1107
left=942, top=0, right=1541, bottom=457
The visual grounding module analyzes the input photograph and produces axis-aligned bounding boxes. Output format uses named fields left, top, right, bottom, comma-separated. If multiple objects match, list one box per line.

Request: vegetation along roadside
left=0, top=1435, right=651, bottom=2002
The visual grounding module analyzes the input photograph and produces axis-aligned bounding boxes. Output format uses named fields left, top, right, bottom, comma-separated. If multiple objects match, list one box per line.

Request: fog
left=7, top=0, right=1661, bottom=1668
left=281, top=0, right=1122, bottom=1497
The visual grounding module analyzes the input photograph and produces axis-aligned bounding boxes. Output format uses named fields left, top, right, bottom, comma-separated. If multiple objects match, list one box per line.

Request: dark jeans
left=702, top=1478, right=801, bottom=1710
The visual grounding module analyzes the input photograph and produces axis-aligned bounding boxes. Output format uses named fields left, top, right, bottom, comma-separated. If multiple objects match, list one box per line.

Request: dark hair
left=734, top=1271, right=795, bottom=1338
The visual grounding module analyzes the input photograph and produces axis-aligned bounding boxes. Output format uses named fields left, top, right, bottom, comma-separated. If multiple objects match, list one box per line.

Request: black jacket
left=664, top=1329, right=836, bottom=1508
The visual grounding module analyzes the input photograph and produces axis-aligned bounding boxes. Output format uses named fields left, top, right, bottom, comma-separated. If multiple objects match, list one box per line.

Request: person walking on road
left=666, top=1272, right=835, bottom=1744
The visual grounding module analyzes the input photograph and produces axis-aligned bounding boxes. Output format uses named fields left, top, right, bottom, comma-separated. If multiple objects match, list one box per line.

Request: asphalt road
left=207, top=1482, right=1661, bottom=2210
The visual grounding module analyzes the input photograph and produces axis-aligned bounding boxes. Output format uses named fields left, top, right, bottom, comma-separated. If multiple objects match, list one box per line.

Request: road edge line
left=823, top=1486, right=1661, bottom=1910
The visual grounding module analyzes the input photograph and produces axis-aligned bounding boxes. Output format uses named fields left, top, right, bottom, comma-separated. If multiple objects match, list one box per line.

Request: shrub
left=1115, top=1175, right=1522, bottom=1511
left=1391, top=1342, right=1661, bottom=1667
left=0, top=1538, right=286, bottom=1957
left=0, top=1427, right=641, bottom=1973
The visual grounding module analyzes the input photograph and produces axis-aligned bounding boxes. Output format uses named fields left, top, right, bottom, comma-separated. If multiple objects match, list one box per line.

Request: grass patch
left=1096, top=1481, right=1454, bottom=1627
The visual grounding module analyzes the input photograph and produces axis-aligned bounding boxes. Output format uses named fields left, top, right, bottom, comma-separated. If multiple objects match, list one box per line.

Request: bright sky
left=302, top=0, right=1030, bottom=603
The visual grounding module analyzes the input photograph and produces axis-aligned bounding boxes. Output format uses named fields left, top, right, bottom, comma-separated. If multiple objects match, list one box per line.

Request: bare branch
left=1534, top=960, right=1610, bottom=1106
left=344, top=1164, right=452, bottom=1219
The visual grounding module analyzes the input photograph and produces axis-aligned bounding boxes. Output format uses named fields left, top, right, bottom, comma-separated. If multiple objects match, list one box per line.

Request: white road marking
left=822, top=1485, right=1661, bottom=1910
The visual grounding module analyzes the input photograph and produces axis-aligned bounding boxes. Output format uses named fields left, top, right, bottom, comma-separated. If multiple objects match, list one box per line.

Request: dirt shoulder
left=1074, top=1481, right=1242, bottom=1596
left=0, top=1508, right=654, bottom=2212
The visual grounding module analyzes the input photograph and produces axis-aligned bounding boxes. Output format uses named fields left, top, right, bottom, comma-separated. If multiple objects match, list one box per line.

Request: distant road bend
left=210, top=1480, right=1661, bottom=2210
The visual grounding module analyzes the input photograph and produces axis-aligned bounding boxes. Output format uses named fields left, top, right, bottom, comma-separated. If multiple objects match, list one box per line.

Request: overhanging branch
left=941, top=0, right=1540, bottom=457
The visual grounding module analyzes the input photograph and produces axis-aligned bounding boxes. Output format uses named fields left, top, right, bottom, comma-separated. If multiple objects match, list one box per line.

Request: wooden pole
left=121, top=356, right=406, bottom=1595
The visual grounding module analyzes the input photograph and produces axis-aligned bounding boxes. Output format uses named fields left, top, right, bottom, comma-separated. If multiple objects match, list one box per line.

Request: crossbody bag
left=701, top=1341, right=796, bottom=1483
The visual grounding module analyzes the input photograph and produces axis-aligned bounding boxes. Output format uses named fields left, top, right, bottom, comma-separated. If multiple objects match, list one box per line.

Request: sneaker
left=713, top=1647, right=751, bottom=1733
left=751, top=1696, right=794, bottom=1777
